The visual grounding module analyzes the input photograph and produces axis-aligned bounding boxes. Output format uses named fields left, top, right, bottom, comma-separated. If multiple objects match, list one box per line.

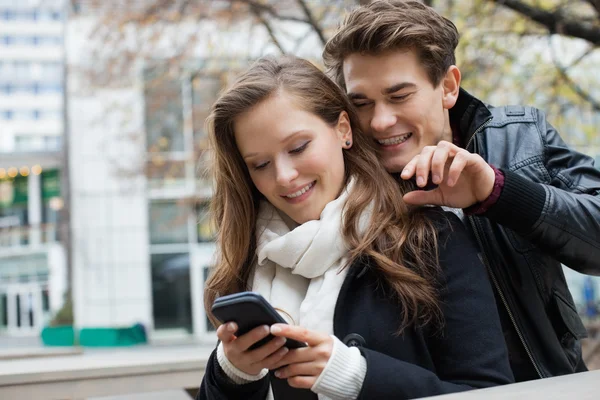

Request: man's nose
left=370, top=103, right=397, bottom=133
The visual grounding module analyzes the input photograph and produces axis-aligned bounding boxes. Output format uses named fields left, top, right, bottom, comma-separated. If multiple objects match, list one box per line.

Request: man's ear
left=337, top=111, right=353, bottom=148
left=442, top=66, right=461, bottom=110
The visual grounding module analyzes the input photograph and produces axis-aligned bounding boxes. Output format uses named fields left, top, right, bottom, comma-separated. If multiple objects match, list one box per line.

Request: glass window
left=42, top=288, right=49, bottom=312
left=38, top=83, right=62, bottom=93
left=191, top=75, right=221, bottom=182
left=144, top=68, right=184, bottom=153
left=148, top=200, right=190, bottom=245
left=192, top=75, right=222, bottom=147
left=43, top=135, right=62, bottom=150
left=15, top=135, right=44, bottom=151
left=1, top=10, right=15, bottom=20
left=146, top=158, right=186, bottom=190
left=41, top=62, right=62, bottom=81
left=14, top=61, right=30, bottom=81
left=13, top=110, right=37, bottom=120
left=196, top=202, right=215, bottom=243
left=203, top=266, right=216, bottom=331
left=151, top=253, right=192, bottom=332
left=16, top=295, right=21, bottom=327
left=1, top=293, right=7, bottom=328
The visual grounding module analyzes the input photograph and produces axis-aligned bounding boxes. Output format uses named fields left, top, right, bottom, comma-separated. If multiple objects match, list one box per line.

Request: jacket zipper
left=468, top=217, right=544, bottom=379
left=465, top=122, right=545, bottom=379
left=465, top=116, right=492, bottom=150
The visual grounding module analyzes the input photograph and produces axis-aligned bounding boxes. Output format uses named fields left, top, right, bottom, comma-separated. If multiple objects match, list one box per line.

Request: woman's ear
left=337, top=111, right=353, bottom=148
left=442, top=65, right=461, bottom=110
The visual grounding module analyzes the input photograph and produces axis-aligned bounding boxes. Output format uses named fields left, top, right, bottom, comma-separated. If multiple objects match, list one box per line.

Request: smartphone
left=212, top=291, right=306, bottom=350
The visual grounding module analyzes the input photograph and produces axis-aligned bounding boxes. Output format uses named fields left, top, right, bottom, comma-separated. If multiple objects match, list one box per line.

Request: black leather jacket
left=451, top=89, right=600, bottom=381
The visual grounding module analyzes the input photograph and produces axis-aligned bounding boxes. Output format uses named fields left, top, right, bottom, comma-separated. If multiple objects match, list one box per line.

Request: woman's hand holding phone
left=217, top=321, right=290, bottom=376
left=269, top=324, right=334, bottom=389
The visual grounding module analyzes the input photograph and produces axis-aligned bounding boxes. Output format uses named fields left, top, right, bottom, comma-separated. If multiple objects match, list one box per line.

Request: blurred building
left=0, top=0, right=67, bottom=337
left=64, top=1, right=327, bottom=342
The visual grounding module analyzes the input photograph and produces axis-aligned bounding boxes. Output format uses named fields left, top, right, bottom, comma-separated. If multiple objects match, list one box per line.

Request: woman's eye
left=253, top=162, right=269, bottom=171
left=353, top=102, right=370, bottom=108
left=290, top=141, right=310, bottom=154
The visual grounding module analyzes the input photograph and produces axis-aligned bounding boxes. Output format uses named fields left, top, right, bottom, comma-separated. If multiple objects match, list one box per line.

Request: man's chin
left=383, top=158, right=407, bottom=174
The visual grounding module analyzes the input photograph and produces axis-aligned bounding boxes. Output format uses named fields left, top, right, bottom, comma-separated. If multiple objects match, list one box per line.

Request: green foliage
left=437, top=0, right=600, bottom=146
left=50, top=291, right=74, bottom=327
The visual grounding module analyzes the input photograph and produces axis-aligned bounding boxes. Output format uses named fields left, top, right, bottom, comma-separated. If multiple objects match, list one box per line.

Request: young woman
left=197, top=56, right=513, bottom=400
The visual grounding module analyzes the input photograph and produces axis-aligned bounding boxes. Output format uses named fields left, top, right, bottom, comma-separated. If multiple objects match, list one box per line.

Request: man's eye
left=290, top=141, right=309, bottom=154
left=391, top=94, right=409, bottom=101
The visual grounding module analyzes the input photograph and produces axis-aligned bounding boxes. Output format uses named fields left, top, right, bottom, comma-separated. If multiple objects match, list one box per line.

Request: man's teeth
left=377, top=133, right=412, bottom=146
left=286, top=182, right=314, bottom=198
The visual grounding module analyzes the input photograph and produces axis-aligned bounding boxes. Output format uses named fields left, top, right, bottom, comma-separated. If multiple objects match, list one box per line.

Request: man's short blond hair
left=323, top=0, right=459, bottom=89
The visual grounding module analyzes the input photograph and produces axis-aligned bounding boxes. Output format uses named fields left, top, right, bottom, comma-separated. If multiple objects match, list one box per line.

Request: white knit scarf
left=251, top=183, right=370, bottom=336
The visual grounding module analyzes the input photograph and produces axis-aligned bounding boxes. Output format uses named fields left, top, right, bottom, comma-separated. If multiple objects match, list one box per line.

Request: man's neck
left=450, top=120, right=464, bottom=148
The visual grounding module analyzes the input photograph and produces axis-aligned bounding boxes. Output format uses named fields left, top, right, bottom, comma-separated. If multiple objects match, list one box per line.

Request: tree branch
left=567, top=45, right=596, bottom=68
left=585, top=0, right=600, bottom=15
left=295, top=0, right=327, bottom=46
left=548, top=37, right=600, bottom=111
left=249, top=4, right=286, bottom=54
left=236, top=0, right=308, bottom=23
left=492, top=0, right=600, bottom=46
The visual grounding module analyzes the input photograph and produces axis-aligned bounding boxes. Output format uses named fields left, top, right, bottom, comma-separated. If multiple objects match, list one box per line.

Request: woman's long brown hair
left=204, top=56, right=442, bottom=332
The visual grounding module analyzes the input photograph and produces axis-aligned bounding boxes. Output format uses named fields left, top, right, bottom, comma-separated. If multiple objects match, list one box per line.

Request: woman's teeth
left=285, top=182, right=315, bottom=198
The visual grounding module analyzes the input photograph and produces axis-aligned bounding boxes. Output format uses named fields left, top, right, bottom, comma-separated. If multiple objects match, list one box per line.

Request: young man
left=323, top=0, right=600, bottom=382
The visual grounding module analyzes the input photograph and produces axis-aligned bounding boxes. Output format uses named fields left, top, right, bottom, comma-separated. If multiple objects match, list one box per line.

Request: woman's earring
left=345, top=140, right=351, bottom=147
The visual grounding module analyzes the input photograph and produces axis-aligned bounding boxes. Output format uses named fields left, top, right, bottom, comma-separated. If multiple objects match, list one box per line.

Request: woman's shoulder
left=412, top=206, right=464, bottom=234
left=412, top=206, right=479, bottom=258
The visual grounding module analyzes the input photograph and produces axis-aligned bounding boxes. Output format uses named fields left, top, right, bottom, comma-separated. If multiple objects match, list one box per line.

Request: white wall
left=68, top=87, right=152, bottom=329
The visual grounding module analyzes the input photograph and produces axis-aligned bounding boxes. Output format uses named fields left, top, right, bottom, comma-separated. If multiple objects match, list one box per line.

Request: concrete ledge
left=422, top=369, right=600, bottom=400
left=0, top=345, right=211, bottom=400
left=0, top=346, right=83, bottom=361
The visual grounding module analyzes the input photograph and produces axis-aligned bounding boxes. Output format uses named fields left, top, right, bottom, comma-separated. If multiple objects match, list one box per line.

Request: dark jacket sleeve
left=356, top=212, right=514, bottom=399
left=196, top=347, right=270, bottom=400
left=484, top=110, right=600, bottom=276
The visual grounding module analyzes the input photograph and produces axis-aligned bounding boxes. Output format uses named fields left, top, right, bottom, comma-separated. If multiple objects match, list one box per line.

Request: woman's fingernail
left=277, top=337, right=287, bottom=346
left=271, top=325, right=282, bottom=334
left=432, top=174, right=440, bottom=184
left=275, top=370, right=282, bottom=378
left=417, top=176, right=425, bottom=186
left=227, top=323, right=236, bottom=332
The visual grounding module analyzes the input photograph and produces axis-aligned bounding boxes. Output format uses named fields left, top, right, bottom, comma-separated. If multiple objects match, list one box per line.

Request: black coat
left=197, top=211, right=514, bottom=400
left=451, top=88, right=598, bottom=381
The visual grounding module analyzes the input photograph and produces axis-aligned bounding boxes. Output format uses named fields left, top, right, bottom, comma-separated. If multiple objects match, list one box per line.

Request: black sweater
left=197, top=210, right=514, bottom=399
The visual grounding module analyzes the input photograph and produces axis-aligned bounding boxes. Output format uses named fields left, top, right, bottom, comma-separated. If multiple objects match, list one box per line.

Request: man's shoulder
left=486, top=104, right=540, bottom=127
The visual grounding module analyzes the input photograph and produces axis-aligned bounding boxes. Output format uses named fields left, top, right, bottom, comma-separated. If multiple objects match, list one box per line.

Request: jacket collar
left=449, top=88, right=493, bottom=149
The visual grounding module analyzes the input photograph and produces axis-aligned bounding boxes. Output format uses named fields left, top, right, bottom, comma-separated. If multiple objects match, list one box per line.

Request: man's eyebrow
left=383, top=82, right=416, bottom=94
left=347, top=82, right=416, bottom=100
left=347, top=92, right=367, bottom=100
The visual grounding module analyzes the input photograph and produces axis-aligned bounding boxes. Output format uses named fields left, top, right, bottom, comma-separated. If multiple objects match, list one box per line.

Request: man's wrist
left=465, top=165, right=505, bottom=215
